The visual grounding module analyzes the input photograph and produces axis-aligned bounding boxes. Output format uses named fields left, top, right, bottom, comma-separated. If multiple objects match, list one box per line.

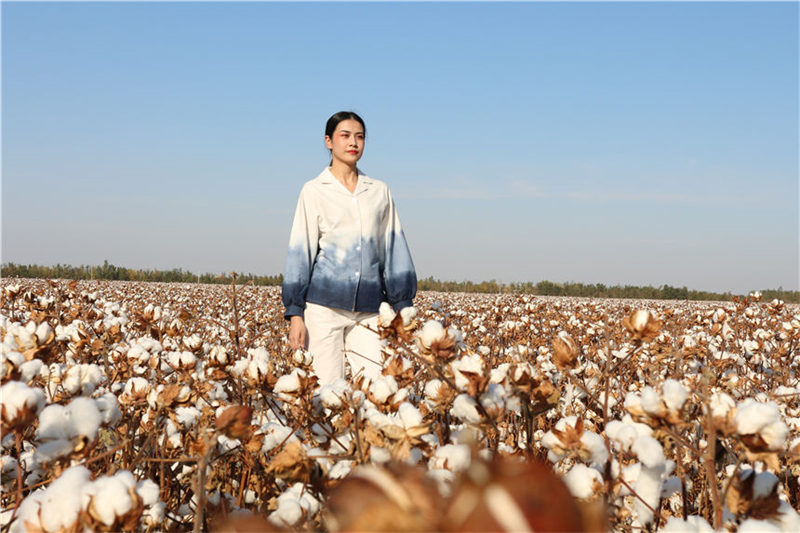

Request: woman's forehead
left=334, top=119, right=364, bottom=134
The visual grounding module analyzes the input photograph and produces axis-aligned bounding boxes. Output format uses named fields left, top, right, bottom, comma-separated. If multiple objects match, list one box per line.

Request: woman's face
left=325, top=119, right=365, bottom=167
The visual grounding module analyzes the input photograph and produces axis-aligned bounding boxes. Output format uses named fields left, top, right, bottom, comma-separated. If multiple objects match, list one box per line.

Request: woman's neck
left=329, top=162, right=359, bottom=193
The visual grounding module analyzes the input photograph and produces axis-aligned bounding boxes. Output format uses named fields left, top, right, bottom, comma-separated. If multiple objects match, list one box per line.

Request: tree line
left=2, top=262, right=798, bottom=303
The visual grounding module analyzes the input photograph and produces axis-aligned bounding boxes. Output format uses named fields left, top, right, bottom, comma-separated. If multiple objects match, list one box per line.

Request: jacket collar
left=317, top=167, right=373, bottom=194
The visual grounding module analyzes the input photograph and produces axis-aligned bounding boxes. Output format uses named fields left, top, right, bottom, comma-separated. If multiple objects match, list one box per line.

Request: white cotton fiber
left=661, top=379, right=688, bottom=412
left=451, top=394, right=482, bottom=424
left=563, top=464, right=602, bottom=499
left=631, top=435, right=665, bottom=468
left=12, top=466, right=91, bottom=533
left=660, top=516, right=715, bottom=533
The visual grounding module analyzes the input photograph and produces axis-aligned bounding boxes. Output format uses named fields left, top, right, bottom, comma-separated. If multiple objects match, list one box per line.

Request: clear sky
left=2, top=1, right=798, bottom=294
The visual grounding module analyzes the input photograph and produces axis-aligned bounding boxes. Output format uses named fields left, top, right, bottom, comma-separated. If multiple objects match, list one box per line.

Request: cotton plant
left=9, top=465, right=165, bottom=533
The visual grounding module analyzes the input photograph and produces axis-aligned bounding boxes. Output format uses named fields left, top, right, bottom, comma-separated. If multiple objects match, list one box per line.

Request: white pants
left=304, top=302, right=383, bottom=386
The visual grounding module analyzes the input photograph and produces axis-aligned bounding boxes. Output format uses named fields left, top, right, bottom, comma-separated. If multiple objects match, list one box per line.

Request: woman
left=282, top=111, right=417, bottom=386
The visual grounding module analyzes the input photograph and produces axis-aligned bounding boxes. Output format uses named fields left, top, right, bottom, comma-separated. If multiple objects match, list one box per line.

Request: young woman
left=282, top=111, right=417, bottom=385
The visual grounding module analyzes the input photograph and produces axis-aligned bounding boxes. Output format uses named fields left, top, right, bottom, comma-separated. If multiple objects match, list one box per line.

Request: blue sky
left=2, top=1, right=798, bottom=294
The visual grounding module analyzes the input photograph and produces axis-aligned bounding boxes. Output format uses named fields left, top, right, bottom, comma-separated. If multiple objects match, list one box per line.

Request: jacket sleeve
left=282, top=185, right=319, bottom=320
left=382, top=189, right=417, bottom=311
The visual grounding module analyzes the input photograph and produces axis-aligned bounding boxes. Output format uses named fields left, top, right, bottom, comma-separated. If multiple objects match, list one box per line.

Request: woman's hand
left=288, top=315, right=308, bottom=351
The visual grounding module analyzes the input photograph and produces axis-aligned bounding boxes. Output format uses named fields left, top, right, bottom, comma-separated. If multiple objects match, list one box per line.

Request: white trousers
left=304, top=302, right=383, bottom=386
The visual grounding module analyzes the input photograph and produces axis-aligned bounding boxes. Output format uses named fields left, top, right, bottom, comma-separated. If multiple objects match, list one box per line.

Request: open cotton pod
left=440, top=455, right=599, bottom=532
left=324, top=462, right=442, bottom=531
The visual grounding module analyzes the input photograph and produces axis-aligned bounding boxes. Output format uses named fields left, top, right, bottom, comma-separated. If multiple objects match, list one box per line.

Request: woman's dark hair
left=325, top=111, right=366, bottom=139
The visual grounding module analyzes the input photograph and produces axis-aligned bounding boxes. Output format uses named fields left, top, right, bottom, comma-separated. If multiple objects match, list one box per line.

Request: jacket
left=282, top=167, right=417, bottom=319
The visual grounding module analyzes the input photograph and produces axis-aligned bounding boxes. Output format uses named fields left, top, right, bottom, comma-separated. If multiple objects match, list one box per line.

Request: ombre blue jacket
left=282, top=168, right=417, bottom=319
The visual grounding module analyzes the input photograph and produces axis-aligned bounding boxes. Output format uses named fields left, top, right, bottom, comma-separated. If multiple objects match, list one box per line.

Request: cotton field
left=1, top=279, right=798, bottom=532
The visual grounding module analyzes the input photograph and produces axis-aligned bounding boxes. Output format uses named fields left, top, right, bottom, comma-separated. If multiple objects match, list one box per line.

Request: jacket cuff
left=391, top=300, right=414, bottom=312
left=284, top=305, right=305, bottom=320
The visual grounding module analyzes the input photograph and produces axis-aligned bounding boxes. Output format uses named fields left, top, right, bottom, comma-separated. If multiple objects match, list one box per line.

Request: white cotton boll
left=563, top=464, right=602, bottom=499
left=230, top=359, right=248, bottom=378
left=262, top=422, right=298, bottom=453
left=399, top=306, right=416, bottom=326
left=329, top=460, right=353, bottom=479
left=124, top=377, right=150, bottom=397
left=430, top=444, right=471, bottom=472
left=480, top=384, right=506, bottom=412
left=631, top=435, right=665, bottom=468
left=489, top=363, right=509, bottom=384
left=424, top=379, right=443, bottom=399
left=0, top=381, right=46, bottom=422
left=267, top=483, right=320, bottom=528
left=633, top=463, right=663, bottom=526
left=397, top=402, right=423, bottom=429
left=274, top=369, right=305, bottom=394
left=581, top=431, right=609, bottom=466
left=319, top=379, right=349, bottom=409
left=662, top=379, right=688, bottom=412
left=452, top=394, right=482, bottom=424
left=391, top=388, right=409, bottom=405
left=776, top=501, right=800, bottom=532
left=34, top=439, right=75, bottom=463
left=136, top=478, right=161, bottom=507
left=709, top=392, right=735, bottom=418
left=418, top=320, right=445, bottom=348
left=18, top=360, right=43, bottom=383
left=428, top=468, right=456, bottom=497
left=624, top=391, right=642, bottom=412
left=63, top=364, right=105, bottom=395
left=735, top=400, right=787, bottom=448
left=369, top=375, right=398, bottom=404
left=737, top=519, right=782, bottom=533
left=85, top=471, right=137, bottom=526
left=378, top=302, right=396, bottom=326
left=370, top=446, right=391, bottom=464
left=208, top=345, right=227, bottom=365
left=597, top=391, right=618, bottom=410
left=175, top=406, right=202, bottom=428
left=12, top=465, right=91, bottom=533
left=660, top=516, right=715, bottom=533
left=34, top=322, right=53, bottom=345
left=640, top=387, right=662, bottom=416
left=451, top=354, right=484, bottom=391
left=94, top=393, right=121, bottom=425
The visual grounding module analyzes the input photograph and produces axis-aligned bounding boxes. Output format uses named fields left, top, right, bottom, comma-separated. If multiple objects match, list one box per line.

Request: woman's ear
left=324, top=136, right=333, bottom=150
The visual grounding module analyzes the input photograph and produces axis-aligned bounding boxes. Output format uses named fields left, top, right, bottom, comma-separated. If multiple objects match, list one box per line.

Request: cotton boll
left=175, top=406, right=202, bottom=428
left=329, top=460, right=353, bottom=479
left=737, top=519, right=782, bottom=533
left=709, top=391, right=736, bottom=418
left=11, top=465, right=91, bottom=533
left=85, top=471, right=137, bottom=526
left=18, top=360, right=43, bottom=383
left=563, top=464, right=602, bottom=499
left=662, top=379, right=688, bottom=412
left=136, top=478, right=161, bottom=507
left=660, top=516, right=715, bottom=533
left=319, top=378, right=350, bottom=409
left=424, top=379, right=443, bottom=399
left=378, top=302, right=396, bottom=326
left=94, top=393, right=122, bottom=425
left=452, top=394, right=482, bottom=424
left=418, top=320, right=445, bottom=348
left=0, top=381, right=46, bottom=428
left=399, top=306, right=416, bottom=325
left=369, top=375, right=398, bottom=404
left=451, top=354, right=484, bottom=391
left=430, top=444, right=471, bottom=472
left=640, top=387, right=662, bottom=416
left=274, top=369, right=305, bottom=394
left=397, top=402, right=423, bottom=429
left=631, top=435, right=665, bottom=468
left=581, top=431, right=609, bottom=466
